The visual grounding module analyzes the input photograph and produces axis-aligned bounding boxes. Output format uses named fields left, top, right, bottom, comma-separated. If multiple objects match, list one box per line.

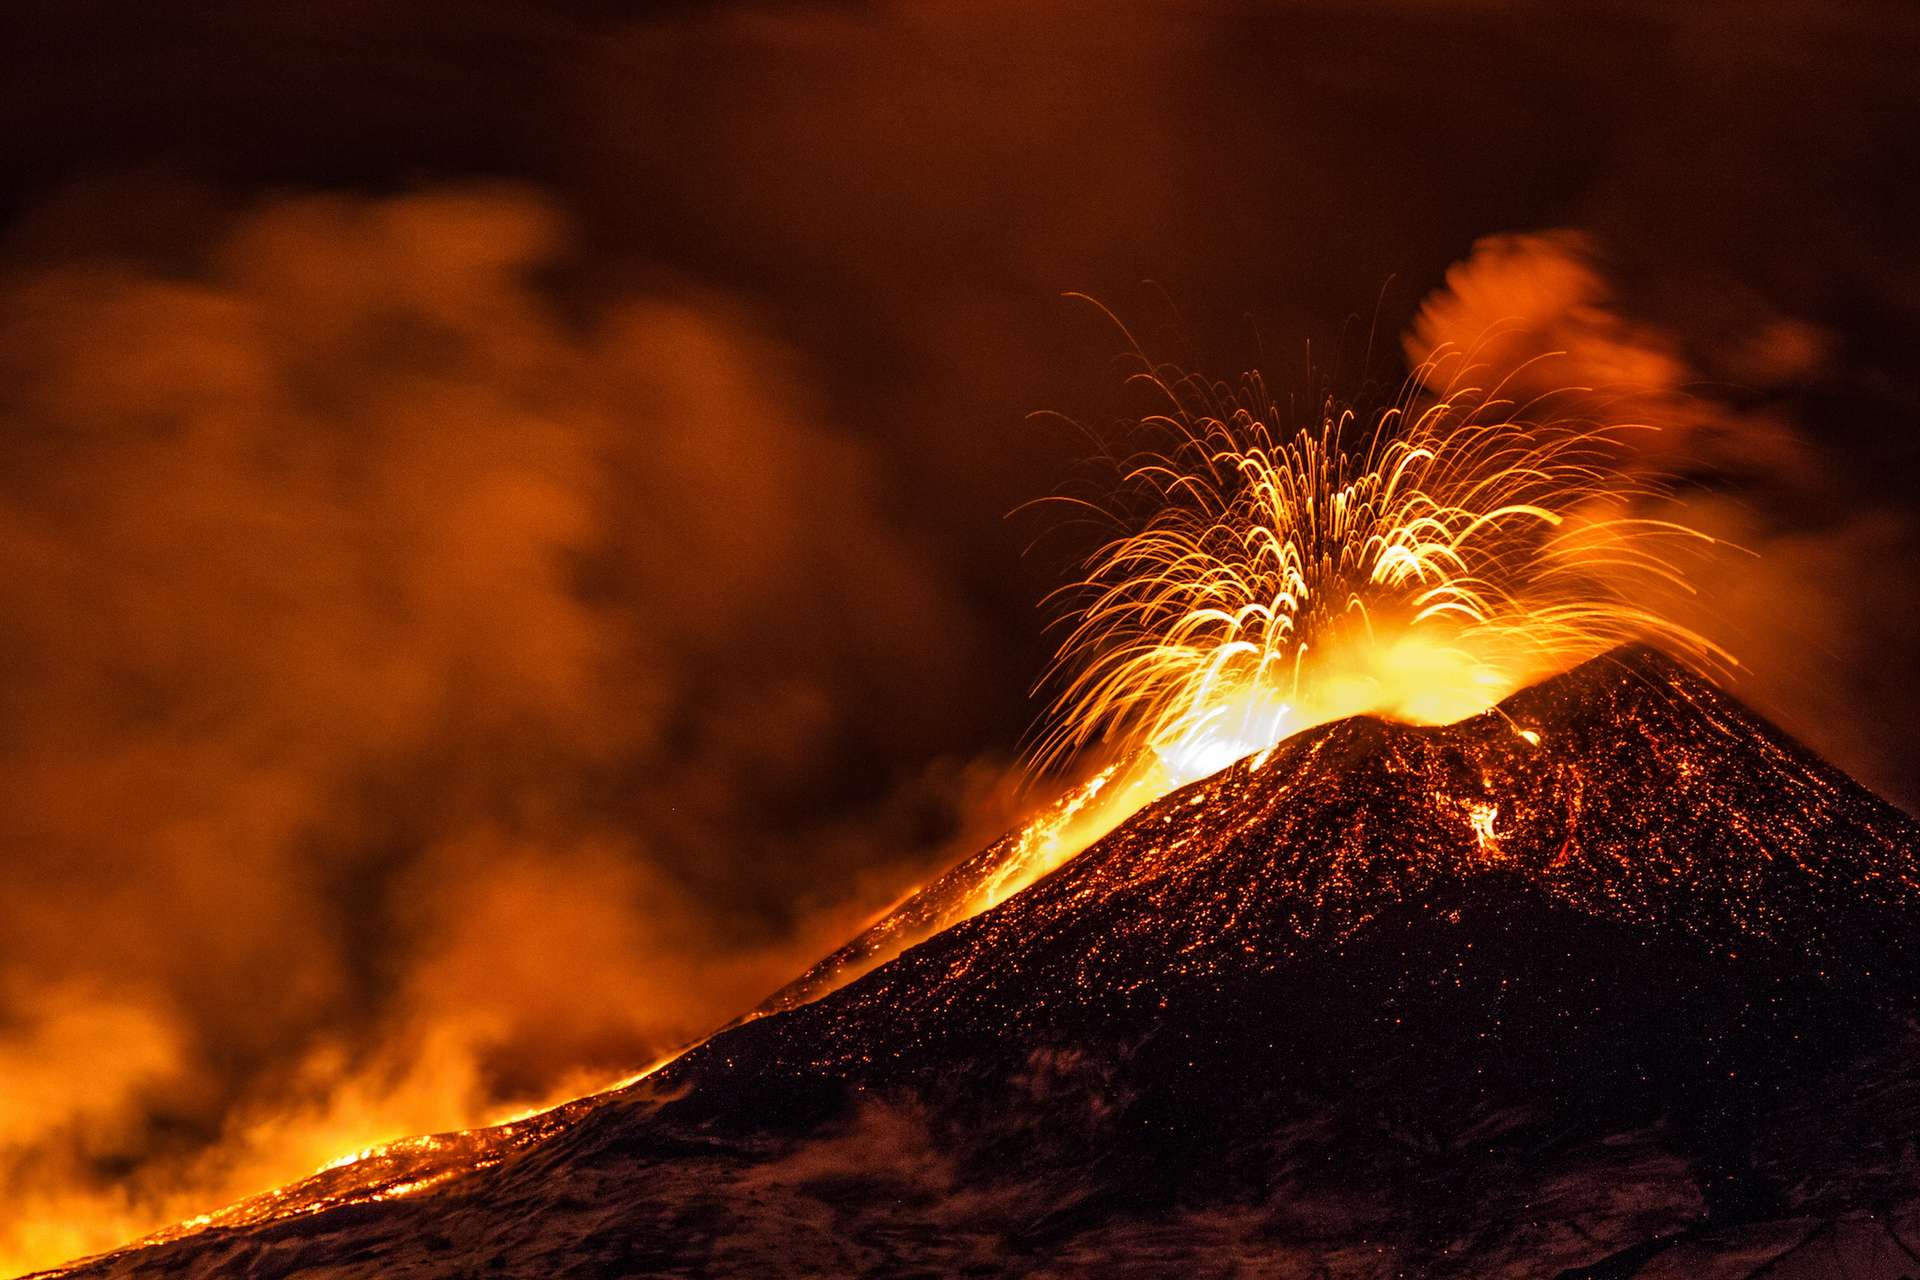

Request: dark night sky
left=0, top=1, right=1916, bottom=1266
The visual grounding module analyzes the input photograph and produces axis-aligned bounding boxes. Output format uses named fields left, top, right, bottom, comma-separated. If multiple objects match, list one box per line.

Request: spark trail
left=1036, top=342, right=1728, bottom=792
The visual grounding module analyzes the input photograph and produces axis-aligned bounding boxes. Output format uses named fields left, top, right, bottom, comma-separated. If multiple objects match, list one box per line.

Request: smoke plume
left=0, top=184, right=1016, bottom=1271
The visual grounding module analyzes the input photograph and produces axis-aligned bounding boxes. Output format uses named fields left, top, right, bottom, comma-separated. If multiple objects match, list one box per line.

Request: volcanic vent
left=47, top=647, right=1920, bottom=1278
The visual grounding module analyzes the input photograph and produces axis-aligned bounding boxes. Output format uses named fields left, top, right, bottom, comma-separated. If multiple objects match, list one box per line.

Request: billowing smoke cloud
left=0, top=185, right=1025, bottom=1271
left=1404, top=230, right=1813, bottom=477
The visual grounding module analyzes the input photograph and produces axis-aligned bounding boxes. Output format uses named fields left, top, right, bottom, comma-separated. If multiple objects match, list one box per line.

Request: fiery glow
left=1469, top=801, right=1501, bottom=853
left=977, top=763, right=1121, bottom=909
left=111, top=1052, right=686, bottom=1262
left=1035, top=346, right=1728, bottom=791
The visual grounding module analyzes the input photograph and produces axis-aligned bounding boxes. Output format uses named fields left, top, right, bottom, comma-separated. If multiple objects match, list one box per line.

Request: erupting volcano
left=7, top=6, right=1917, bottom=1275
left=34, top=341, right=1920, bottom=1278
left=39, top=635, right=1920, bottom=1271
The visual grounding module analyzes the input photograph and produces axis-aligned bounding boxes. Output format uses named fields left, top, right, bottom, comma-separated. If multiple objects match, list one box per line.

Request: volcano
left=43, top=646, right=1920, bottom=1278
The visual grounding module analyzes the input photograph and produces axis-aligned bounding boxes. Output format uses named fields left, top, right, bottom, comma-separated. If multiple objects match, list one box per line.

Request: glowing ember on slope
left=1469, top=801, right=1501, bottom=853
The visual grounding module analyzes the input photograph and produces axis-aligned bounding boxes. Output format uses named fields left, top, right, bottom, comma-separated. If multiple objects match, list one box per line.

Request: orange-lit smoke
left=0, top=185, right=1004, bottom=1275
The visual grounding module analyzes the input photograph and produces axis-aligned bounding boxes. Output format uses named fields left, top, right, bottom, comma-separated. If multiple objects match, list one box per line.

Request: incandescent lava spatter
left=43, top=646, right=1920, bottom=1278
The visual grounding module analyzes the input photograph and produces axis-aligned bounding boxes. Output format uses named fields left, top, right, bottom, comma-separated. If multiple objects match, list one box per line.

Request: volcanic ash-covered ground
left=45, top=646, right=1920, bottom=1278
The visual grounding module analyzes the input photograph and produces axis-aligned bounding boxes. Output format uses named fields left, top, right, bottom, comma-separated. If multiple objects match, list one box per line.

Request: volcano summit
left=45, top=647, right=1920, bottom=1278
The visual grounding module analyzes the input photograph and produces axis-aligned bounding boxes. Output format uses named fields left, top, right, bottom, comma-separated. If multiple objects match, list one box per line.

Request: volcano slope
left=50, top=646, right=1920, bottom=1278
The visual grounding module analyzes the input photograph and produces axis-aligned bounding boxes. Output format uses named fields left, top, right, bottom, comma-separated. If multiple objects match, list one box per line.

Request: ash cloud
left=0, top=185, right=1019, bottom=1268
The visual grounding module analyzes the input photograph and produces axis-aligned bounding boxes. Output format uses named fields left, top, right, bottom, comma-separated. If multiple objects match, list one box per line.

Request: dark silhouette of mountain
left=45, top=646, right=1920, bottom=1278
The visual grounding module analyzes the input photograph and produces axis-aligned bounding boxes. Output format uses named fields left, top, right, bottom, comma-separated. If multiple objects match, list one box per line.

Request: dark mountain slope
left=50, top=646, right=1920, bottom=1278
